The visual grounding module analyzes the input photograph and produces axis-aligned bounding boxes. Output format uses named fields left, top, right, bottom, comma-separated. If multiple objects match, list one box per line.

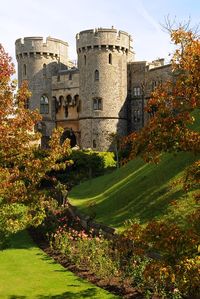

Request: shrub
left=51, top=149, right=116, bottom=185
left=97, top=151, right=116, bottom=168
left=120, top=215, right=200, bottom=298
left=39, top=205, right=200, bottom=298
left=49, top=224, right=121, bottom=282
left=175, top=256, right=200, bottom=297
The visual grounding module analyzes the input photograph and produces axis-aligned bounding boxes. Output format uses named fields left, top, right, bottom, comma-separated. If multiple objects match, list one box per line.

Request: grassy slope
left=0, top=230, right=119, bottom=299
left=69, top=112, right=200, bottom=231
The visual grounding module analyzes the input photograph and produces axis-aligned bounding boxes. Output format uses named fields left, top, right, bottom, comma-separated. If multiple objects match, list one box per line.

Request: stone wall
left=67, top=203, right=115, bottom=237
left=128, top=61, right=172, bottom=132
left=76, top=28, right=133, bottom=54
left=15, top=30, right=173, bottom=150
left=77, top=28, right=133, bottom=151
left=15, top=36, right=68, bottom=65
left=52, top=69, right=80, bottom=143
left=15, top=36, right=69, bottom=138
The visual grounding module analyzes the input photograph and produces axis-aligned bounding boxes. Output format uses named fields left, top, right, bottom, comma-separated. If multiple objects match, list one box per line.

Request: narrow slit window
left=94, top=70, right=99, bottom=81
left=93, top=140, right=97, bottom=148
left=65, top=106, right=68, bottom=118
left=109, top=53, right=112, bottom=65
left=43, top=64, right=47, bottom=76
left=23, top=64, right=27, bottom=76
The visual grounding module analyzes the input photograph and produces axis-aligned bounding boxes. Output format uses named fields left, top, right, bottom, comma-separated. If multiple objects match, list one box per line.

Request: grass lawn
left=0, top=230, right=119, bottom=299
left=69, top=151, right=199, bottom=231
left=69, top=110, right=200, bottom=231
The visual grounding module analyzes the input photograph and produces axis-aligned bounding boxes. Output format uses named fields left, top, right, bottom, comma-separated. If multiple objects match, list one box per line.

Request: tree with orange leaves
left=124, top=25, right=200, bottom=163
left=0, top=45, right=71, bottom=247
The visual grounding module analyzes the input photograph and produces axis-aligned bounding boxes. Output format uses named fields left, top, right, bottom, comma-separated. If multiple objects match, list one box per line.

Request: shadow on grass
left=37, top=288, right=101, bottom=298
left=35, top=252, right=58, bottom=264
left=6, top=230, right=36, bottom=250
left=82, top=152, right=199, bottom=228
left=9, top=288, right=108, bottom=299
left=104, top=186, right=185, bottom=228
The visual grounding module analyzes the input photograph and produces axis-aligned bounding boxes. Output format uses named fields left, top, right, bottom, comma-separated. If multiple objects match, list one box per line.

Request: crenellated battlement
left=76, top=27, right=133, bottom=53
left=15, top=36, right=68, bottom=60
left=13, top=26, right=171, bottom=151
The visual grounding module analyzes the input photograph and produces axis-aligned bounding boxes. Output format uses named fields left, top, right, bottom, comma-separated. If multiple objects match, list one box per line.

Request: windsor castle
left=15, top=27, right=172, bottom=151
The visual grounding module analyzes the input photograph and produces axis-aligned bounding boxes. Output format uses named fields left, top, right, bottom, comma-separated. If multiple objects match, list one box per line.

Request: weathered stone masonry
left=15, top=28, right=172, bottom=150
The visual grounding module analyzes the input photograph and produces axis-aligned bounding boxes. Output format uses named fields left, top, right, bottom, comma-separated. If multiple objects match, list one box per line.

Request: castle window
left=23, top=64, right=27, bottom=76
left=43, top=64, right=47, bottom=76
left=133, top=87, right=141, bottom=96
left=59, top=96, right=64, bottom=107
left=67, top=95, right=72, bottom=105
left=93, top=98, right=102, bottom=110
left=69, top=73, right=72, bottom=80
left=94, top=70, right=99, bottom=81
left=109, top=53, right=112, bottom=65
left=84, top=55, right=86, bottom=65
left=65, top=106, right=68, bottom=118
left=93, top=140, right=97, bottom=148
left=40, top=95, right=49, bottom=114
left=52, top=96, right=58, bottom=114
left=133, top=109, right=141, bottom=122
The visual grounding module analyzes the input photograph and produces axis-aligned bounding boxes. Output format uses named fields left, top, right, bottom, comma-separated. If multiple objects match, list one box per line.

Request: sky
left=0, top=0, right=199, bottom=70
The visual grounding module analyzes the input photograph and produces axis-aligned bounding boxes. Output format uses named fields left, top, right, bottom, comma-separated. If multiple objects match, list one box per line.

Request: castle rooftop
left=76, top=27, right=133, bottom=52
left=15, top=36, right=68, bottom=58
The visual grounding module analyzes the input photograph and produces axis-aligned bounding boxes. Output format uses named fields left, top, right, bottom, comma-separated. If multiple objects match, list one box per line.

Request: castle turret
left=15, top=37, right=68, bottom=141
left=76, top=27, right=134, bottom=151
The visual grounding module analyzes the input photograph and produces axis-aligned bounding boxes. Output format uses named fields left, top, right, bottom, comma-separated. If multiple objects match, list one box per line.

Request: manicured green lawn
left=69, top=110, right=200, bottom=230
left=0, top=230, right=119, bottom=299
left=69, top=151, right=199, bottom=231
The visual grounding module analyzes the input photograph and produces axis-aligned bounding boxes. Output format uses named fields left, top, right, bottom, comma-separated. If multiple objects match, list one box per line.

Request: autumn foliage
left=0, top=44, right=71, bottom=245
left=118, top=211, right=200, bottom=297
left=124, top=27, right=200, bottom=163
left=120, top=26, right=200, bottom=297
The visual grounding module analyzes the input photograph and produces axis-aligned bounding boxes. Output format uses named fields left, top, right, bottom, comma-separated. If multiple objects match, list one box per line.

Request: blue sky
left=0, top=0, right=199, bottom=69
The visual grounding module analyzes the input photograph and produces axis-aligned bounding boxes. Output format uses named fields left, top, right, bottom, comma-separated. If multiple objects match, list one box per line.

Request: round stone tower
left=76, top=27, right=134, bottom=151
left=15, top=37, right=68, bottom=140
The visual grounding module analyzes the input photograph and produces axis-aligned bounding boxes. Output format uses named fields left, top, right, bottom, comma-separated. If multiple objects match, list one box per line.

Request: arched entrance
left=61, top=128, right=77, bottom=147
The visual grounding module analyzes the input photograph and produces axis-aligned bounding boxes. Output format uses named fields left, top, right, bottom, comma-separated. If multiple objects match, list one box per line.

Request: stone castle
left=15, top=27, right=172, bottom=151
